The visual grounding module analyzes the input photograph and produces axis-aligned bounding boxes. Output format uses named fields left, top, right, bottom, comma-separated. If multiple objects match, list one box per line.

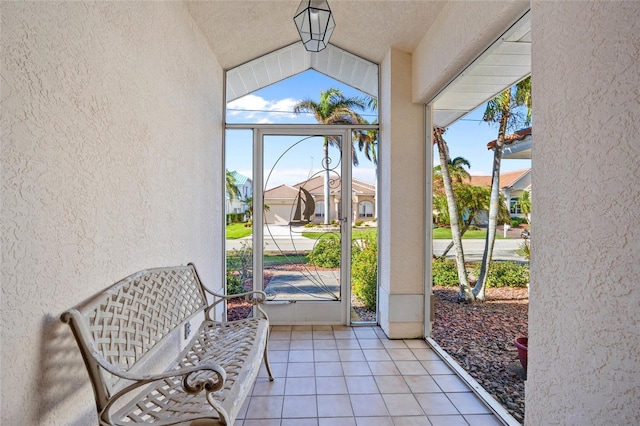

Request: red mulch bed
left=226, top=297, right=254, bottom=321
left=432, top=285, right=528, bottom=423
left=226, top=271, right=273, bottom=321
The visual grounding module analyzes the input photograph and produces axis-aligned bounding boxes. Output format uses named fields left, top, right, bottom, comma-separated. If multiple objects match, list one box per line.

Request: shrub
left=473, top=261, right=529, bottom=287
left=517, top=241, right=531, bottom=260
left=352, top=237, right=377, bottom=310
left=226, top=241, right=252, bottom=292
left=226, top=213, right=245, bottom=223
left=226, top=271, right=244, bottom=295
left=307, top=236, right=342, bottom=268
left=355, top=221, right=363, bottom=227
left=432, top=258, right=459, bottom=286
left=511, top=217, right=527, bottom=227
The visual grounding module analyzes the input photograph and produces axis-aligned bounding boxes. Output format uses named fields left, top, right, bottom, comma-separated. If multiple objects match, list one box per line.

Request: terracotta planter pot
left=514, top=337, right=528, bottom=371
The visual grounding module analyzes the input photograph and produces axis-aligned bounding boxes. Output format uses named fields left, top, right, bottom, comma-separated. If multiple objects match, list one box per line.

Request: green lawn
left=227, top=253, right=308, bottom=269
left=226, top=224, right=378, bottom=240
left=302, top=228, right=377, bottom=240
left=264, top=253, right=308, bottom=266
left=225, top=222, right=252, bottom=239
left=432, top=227, right=507, bottom=239
left=228, top=223, right=506, bottom=240
left=303, top=227, right=509, bottom=240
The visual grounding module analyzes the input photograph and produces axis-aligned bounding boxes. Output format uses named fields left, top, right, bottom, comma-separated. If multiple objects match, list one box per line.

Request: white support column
left=378, top=49, right=426, bottom=339
left=424, top=105, right=434, bottom=338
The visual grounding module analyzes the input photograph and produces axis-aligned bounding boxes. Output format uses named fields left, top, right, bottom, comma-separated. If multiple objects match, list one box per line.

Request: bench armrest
left=203, top=289, right=269, bottom=321
left=97, top=352, right=227, bottom=423
left=92, top=351, right=226, bottom=386
left=205, top=289, right=267, bottom=302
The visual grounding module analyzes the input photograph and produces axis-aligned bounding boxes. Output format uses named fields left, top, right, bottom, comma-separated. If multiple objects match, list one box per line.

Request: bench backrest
left=61, top=264, right=208, bottom=410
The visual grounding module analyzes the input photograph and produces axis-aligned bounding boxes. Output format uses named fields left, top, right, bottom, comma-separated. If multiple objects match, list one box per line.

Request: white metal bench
left=61, top=263, right=272, bottom=425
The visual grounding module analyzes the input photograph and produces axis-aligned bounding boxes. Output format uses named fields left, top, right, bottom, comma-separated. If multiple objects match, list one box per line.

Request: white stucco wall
left=379, top=49, right=426, bottom=338
left=528, top=2, right=640, bottom=424
left=1, top=2, right=223, bottom=424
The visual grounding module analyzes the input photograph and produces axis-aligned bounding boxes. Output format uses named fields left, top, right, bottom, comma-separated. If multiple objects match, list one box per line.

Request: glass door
left=255, top=128, right=351, bottom=325
left=225, top=125, right=379, bottom=325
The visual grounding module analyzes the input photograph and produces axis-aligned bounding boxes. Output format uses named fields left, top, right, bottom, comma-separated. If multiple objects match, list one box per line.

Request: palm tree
left=294, top=88, right=366, bottom=224
left=354, top=95, right=379, bottom=218
left=354, top=127, right=378, bottom=165
left=433, top=127, right=473, bottom=302
left=517, top=190, right=531, bottom=225
left=474, top=76, right=532, bottom=301
left=354, top=124, right=379, bottom=219
left=434, top=156, right=471, bottom=184
left=225, top=169, right=240, bottom=200
left=225, top=170, right=241, bottom=225
left=241, top=195, right=270, bottom=223
left=354, top=95, right=379, bottom=166
left=449, top=157, right=472, bottom=182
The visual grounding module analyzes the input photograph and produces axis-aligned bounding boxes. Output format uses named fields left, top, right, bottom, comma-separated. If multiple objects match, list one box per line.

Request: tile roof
left=263, top=184, right=300, bottom=198
left=486, top=127, right=532, bottom=150
left=467, top=168, right=530, bottom=189
left=294, top=176, right=375, bottom=196
left=265, top=176, right=375, bottom=198
left=229, top=171, right=251, bottom=186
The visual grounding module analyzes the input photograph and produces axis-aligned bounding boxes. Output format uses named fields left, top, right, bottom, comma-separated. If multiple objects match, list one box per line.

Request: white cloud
left=227, top=94, right=301, bottom=122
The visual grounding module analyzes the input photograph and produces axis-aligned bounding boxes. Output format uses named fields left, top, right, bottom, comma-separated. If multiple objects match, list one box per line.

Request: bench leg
left=263, top=338, right=274, bottom=381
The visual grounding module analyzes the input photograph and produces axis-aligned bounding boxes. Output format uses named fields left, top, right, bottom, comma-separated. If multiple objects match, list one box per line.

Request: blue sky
left=436, top=106, right=532, bottom=176
left=225, top=70, right=530, bottom=188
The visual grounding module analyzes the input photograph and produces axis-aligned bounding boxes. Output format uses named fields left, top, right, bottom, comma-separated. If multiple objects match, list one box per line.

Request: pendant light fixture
left=294, top=0, right=335, bottom=52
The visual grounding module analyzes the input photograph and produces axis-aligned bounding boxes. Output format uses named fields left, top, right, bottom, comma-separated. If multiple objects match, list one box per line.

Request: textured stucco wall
left=1, top=2, right=223, bottom=424
left=527, top=2, right=640, bottom=425
left=379, top=49, right=426, bottom=339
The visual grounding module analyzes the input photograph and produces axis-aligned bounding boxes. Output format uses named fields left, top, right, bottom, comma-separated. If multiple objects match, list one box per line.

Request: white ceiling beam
left=226, top=42, right=378, bottom=103
left=432, top=11, right=531, bottom=127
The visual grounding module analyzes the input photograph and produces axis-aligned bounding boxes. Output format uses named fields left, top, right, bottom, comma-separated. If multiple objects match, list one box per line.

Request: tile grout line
left=256, top=326, right=506, bottom=424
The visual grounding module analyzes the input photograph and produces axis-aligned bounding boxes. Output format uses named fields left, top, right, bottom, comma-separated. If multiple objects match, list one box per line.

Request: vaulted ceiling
left=186, top=1, right=445, bottom=70
left=186, top=1, right=531, bottom=126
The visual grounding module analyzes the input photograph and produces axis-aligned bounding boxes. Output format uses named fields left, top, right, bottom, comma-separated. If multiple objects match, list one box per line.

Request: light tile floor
left=237, top=325, right=504, bottom=426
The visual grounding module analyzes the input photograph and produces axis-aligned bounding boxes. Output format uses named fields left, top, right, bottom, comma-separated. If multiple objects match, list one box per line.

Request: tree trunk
left=438, top=214, right=474, bottom=258
left=474, top=108, right=509, bottom=301
left=434, top=127, right=473, bottom=302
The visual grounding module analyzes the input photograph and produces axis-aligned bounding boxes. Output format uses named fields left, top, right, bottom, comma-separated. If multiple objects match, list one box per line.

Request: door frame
left=225, top=124, right=378, bottom=325
left=257, top=127, right=350, bottom=325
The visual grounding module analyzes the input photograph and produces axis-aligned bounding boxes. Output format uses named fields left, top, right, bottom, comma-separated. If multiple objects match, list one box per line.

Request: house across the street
left=264, top=176, right=376, bottom=225
left=468, top=168, right=531, bottom=224
left=226, top=171, right=252, bottom=217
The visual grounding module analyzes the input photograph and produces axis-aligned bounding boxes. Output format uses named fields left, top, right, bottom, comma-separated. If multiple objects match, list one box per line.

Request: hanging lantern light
left=293, top=0, right=335, bottom=52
